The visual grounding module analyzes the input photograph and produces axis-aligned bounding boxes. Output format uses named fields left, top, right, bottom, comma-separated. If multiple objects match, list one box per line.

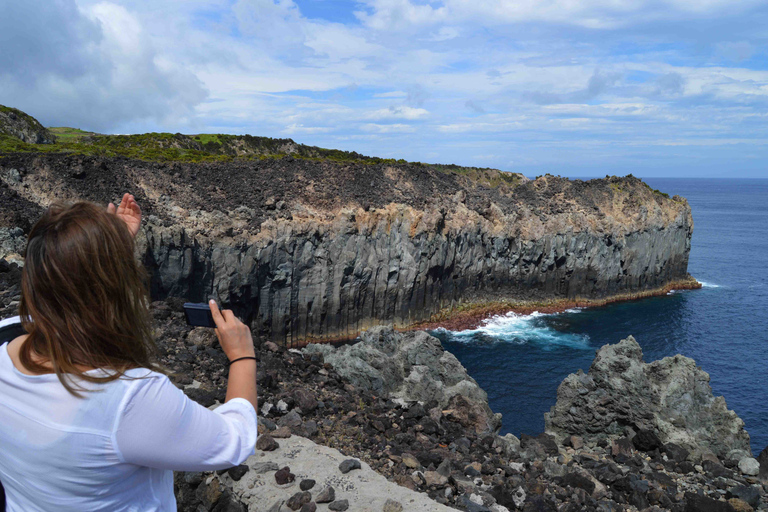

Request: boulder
left=304, top=327, right=501, bottom=434
left=545, top=336, right=751, bottom=459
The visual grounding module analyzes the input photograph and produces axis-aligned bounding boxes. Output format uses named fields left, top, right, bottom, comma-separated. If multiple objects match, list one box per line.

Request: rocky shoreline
left=1, top=262, right=767, bottom=511
left=164, top=302, right=767, bottom=512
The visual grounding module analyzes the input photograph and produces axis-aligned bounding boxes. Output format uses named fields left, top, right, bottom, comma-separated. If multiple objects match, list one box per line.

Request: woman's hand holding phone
left=208, top=300, right=255, bottom=362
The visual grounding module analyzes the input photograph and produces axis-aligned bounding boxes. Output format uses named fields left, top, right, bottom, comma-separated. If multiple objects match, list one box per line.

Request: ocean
left=432, top=178, right=768, bottom=455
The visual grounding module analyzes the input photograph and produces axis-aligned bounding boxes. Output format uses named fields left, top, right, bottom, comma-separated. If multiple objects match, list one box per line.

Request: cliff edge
left=0, top=107, right=696, bottom=344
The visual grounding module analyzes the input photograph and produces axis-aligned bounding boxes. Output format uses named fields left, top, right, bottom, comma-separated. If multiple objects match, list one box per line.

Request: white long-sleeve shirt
left=0, top=333, right=257, bottom=511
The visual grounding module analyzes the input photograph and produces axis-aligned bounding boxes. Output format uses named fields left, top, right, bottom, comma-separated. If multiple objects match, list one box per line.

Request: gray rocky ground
left=1, top=265, right=768, bottom=511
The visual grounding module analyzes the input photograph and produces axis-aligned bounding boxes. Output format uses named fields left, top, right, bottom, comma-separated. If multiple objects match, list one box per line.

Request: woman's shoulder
left=119, top=367, right=170, bottom=386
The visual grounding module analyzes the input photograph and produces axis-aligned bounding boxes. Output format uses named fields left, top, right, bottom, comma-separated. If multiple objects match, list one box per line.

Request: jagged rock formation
left=0, top=107, right=696, bottom=344
left=303, top=326, right=502, bottom=434
left=545, top=336, right=752, bottom=460
left=0, top=106, right=56, bottom=144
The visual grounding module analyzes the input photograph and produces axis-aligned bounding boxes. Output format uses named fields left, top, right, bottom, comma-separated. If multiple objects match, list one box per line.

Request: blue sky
left=2, top=0, right=768, bottom=177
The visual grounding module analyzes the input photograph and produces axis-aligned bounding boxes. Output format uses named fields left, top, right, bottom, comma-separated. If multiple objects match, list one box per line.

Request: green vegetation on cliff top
left=0, top=105, right=525, bottom=189
left=0, top=105, right=670, bottom=198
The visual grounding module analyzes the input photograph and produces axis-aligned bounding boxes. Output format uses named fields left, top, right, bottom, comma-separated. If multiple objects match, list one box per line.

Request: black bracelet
left=228, top=356, right=257, bottom=366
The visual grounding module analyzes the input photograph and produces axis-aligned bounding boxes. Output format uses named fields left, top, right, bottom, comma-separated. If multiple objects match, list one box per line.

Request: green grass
left=0, top=128, right=526, bottom=189
left=49, top=127, right=99, bottom=141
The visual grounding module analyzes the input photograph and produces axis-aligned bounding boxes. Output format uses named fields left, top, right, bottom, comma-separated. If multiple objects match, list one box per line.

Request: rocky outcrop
left=0, top=106, right=56, bottom=144
left=545, top=336, right=752, bottom=460
left=0, top=149, right=695, bottom=344
left=303, top=326, right=502, bottom=434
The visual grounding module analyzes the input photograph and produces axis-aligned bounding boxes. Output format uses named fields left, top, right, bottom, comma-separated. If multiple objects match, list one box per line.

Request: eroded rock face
left=0, top=152, right=694, bottom=344
left=0, top=106, right=56, bottom=144
left=544, top=336, right=751, bottom=459
left=303, top=326, right=502, bottom=434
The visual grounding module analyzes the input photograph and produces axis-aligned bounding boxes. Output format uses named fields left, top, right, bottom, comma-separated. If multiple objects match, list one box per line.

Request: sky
left=2, top=0, right=768, bottom=178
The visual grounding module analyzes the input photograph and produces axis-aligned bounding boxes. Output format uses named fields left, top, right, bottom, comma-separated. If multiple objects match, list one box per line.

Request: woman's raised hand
left=209, top=300, right=255, bottom=362
left=107, top=193, right=142, bottom=238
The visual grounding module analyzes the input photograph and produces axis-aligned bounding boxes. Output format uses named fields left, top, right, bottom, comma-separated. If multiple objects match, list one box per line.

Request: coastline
left=409, top=275, right=702, bottom=332
left=288, top=275, right=702, bottom=346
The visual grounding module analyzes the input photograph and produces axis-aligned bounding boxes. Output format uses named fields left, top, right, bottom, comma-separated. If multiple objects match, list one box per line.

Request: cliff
left=0, top=108, right=696, bottom=345
left=0, top=106, right=56, bottom=145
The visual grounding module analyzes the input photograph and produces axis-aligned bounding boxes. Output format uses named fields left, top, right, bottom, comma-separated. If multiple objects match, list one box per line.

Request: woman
left=0, top=194, right=258, bottom=511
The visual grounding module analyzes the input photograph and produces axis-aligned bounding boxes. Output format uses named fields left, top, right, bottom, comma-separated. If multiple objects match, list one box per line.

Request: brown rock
left=315, top=486, right=335, bottom=503
left=394, top=474, right=418, bottom=491
left=401, top=453, right=421, bottom=469
left=275, top=467, right=295, bottom=485
left=728, top=498, right=754, bottom=512
left=383, top=499, right=404, bottom=512
left=256, top=434, right=279, bottom=451
left=286, top=491, right=311, bottom=511
left=271, top=426, right=292, bottom=438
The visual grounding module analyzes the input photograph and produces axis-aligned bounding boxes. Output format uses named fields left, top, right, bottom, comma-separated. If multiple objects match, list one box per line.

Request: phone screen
left=183, top=303, right=216, bottom=328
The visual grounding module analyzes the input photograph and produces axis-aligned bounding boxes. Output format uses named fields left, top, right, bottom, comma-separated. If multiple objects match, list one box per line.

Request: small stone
left=339, top=459, right=362, bottom=474
left=278, top=410, right=303, bottom=428
left=401, top=453, right=421, bottom=469
left=664, top=443, right=690, bottom=463
left=569, top=436, right=584, bottom=450
left=294, top=388, right=318, bottom=412
left=227, top=464, right=249, bottom=481
left=275, top=466, right=295, bottom=485
left=632, top=429, right=663, bottom=452
left=328, top=500, right=349, bottom=511
left=300, top=479, right=316, bottom=491
left=728, top=498, right=753, bottom=512
left=316, top=486, right=335, bottom=503
left=286, top=491, right=312, bottom=511
left=300, top=503, right=317, bottom=512
left=383, top=499, right=403, bottom=512
left=251, top=462, right=279, bottom=474
left=271, top=426, right=292, bottom=438
left=256, top=434, right=279, bottom=452
left=684, top=492, right=735, bottom=512
left=424, top=470, right=449, bottom=487
left=264, top=341, right=280, bottom=352
left=728, top=484, right=761, bottom=508
left=738, top=457, right=760, bottom=476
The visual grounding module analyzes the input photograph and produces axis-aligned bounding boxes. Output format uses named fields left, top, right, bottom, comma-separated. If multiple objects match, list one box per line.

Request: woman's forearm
left=226, top=359, right=258, bottom=411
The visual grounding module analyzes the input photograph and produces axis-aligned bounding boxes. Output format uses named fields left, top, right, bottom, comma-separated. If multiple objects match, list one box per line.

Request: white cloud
left=366, top=106, right=430, bottom=120
left=360, top=123, right=417, bottom=133
left=0, top=0, right=206, bottom=131
left=356, top=0, right=766, bottom=30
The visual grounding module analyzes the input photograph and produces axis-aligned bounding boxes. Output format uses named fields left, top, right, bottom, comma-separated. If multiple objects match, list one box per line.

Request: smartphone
left=183, top=303, right=216, bottom=328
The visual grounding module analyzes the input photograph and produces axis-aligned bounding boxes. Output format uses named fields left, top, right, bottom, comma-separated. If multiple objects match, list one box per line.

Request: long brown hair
left=18, top=200, right=161, bottom=396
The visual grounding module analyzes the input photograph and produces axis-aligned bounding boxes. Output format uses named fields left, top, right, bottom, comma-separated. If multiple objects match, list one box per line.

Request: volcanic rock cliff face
left=0, top=150, right=694, bottom=344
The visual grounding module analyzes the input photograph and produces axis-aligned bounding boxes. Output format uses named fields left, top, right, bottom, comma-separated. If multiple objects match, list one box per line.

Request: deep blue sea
left=432, top=179, right=768, bottom=454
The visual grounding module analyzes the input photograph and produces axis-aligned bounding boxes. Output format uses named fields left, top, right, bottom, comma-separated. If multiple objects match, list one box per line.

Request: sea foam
left=449, top=310, right=590, bottom=350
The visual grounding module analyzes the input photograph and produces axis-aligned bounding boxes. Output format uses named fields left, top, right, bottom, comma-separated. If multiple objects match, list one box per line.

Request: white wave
left=451, top=311, right=590, bottom=349
left=697, top=280, right=721, bottom=288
